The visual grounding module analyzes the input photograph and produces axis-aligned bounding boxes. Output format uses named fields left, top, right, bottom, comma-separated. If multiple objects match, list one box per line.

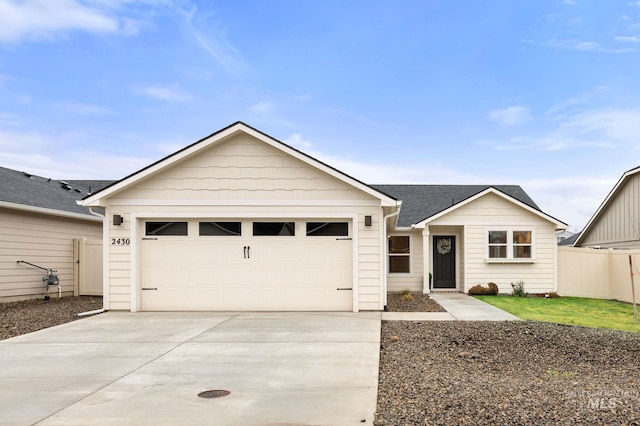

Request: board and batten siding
left=103, top=134, right=385, bottom=311
left=0, top=208, right=102, bottom=300
left=427, top=193, right=558, bottom=294
left=579, top=172, right=640, bottom=248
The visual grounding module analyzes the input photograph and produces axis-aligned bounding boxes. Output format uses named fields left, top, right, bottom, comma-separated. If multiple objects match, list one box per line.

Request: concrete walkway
left=382, top=292, right=520, bottom=321
left=0, top=312, right=381, bottom=426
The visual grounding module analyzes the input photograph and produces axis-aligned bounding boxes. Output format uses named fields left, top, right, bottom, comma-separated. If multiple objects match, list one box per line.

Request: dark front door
left=433, top=236, right=456, bottom=289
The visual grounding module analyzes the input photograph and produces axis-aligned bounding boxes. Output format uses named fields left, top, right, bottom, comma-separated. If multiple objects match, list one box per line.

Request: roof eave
left=0, top=200, right=102, bottom=222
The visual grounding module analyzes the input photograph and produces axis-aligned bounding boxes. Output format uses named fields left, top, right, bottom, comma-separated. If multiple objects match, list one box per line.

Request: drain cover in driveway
left=198, top=390, right=231, bottom=399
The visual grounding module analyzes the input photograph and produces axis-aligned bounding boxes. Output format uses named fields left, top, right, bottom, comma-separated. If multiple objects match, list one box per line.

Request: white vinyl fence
left=558, top=246, right=640, bottom=303
left=73, top=238, right=103, bottom=296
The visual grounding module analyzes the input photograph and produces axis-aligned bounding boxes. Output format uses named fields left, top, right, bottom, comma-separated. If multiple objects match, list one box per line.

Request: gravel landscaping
left=0, top=296, right=103, bottom=340
left=375, top=320, right=640, bottom=425
left=387, top=292, right=447, bottom=312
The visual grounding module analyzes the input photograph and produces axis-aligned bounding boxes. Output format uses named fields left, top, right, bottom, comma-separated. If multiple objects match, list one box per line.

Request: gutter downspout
left=382, top=201, right=402, bottom=311
left=88, top=207, right=105, bottom=219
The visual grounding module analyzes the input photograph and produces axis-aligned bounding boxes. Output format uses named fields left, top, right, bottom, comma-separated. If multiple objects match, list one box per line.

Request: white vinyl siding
left=0, top=208, right=102, bottom=300
left=426, top=192, right=557, bottom=294
left=387, top=231, right=424, bottom=292
left=102, top=133, right=386, bottom=311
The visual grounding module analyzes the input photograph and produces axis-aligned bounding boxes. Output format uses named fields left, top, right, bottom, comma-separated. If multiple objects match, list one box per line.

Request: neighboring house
left=0, top=167, right=110, bottom=301
left=82, top=122, right=566, bottom=312
left=556, top=230, right=576, bottom=243
left=558, top=232, right=580, bottom=247
left=575, top=166, right=640, bottom=249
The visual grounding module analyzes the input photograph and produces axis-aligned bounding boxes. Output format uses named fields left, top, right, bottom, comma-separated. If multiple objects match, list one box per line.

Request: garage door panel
left=141, top=220, right=353, bottom=311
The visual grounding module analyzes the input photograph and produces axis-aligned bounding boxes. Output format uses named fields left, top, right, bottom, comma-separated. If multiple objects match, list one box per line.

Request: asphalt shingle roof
left=0, top=166, right=113, bottom=216
left=1, top=164, right=543, bottom=227
left=371, top=184, right=540, bottom=227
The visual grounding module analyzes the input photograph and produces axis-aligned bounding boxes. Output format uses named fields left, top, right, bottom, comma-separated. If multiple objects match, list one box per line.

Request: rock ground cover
left=0, top=296, right=102, bottom=340
left=386, top=292, right=447, bottom=312
left=375, top=321, right=640, bottom=425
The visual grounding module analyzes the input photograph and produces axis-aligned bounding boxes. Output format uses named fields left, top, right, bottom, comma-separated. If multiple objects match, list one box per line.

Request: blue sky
left=1, top=0, right=640, bottom=231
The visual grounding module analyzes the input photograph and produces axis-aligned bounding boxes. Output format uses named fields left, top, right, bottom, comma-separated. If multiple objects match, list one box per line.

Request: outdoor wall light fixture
left=113, top=214, right=123, bottom=226
left=365, top=215, right=372, bottom=227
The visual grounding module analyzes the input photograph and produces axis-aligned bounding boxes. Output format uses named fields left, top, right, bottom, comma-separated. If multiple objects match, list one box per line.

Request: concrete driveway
left=0, top=311, right=381, bottom=426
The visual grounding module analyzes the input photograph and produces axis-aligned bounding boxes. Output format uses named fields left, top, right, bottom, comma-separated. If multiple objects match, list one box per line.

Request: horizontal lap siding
left=0, top=209, right=102, bottom=300
left=357, top=210, right=383, bottom=310
left=429, top=193, right=557, bottom=293
left=104, top=134, right=385, bottom=311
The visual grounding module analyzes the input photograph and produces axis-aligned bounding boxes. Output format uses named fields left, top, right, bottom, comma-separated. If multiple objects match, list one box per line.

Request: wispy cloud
left=284, top=133, right=312, bottom=149
left=133, top=84, right=192, bottom=102
left=0, top=0, right=170, bottom=44
left=53, top=101, right=116, bottom=115
left=482, top=107, right=640, bottom=152
left=544, top=38, right=636, bottom=53
left=250, top=101, right=273, bottom=114
left=181, top=5, right=250, bottom=75
left=615, top=35, right=640, bottom=43
left=488, top=106, right=532, bottom=126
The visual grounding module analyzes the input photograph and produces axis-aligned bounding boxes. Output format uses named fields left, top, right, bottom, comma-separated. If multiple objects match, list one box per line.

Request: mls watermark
left=566, top=389, right=639, bottom=411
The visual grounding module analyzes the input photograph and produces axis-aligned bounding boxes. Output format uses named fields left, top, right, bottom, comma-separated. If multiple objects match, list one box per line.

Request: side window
left=306, top=222, right=349, bottom=236
left=253, top=222, right=295, bottom=236
left=488, top=231, right=507, bottom=258
left=199, top=222, right=242, bottom=236
left=513, top=231, right=532, bottom=258
left=388, top=235, right=410, bottom=273
left=145, top=222, right=188, bottom=236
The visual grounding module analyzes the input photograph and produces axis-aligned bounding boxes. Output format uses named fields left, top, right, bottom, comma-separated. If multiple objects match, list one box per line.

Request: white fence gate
left=74, top=239, right=103, bottom=296
left=558, top=246, right=640, bottom=303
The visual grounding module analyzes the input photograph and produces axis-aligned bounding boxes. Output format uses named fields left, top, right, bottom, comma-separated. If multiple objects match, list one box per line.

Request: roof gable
left=373, top=185, right=565, bottom=228
left=83, top=121, right=398, bottom=207
left=575, top=165, right=640, bottom=246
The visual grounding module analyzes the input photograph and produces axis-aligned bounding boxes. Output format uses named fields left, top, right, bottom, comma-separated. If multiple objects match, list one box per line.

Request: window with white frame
left=487, top=230, right=533, bottom=260
left=388, top=235, right=410, bottom=273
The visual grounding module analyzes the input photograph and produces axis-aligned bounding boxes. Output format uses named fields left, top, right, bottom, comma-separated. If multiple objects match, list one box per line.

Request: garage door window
left=199, top=222, right=242, bottom=236
left=253, top=222, right=295, bottom=236
left=306, top=222, right=348, bottom=236
left=145, top=222, right=188, bottom=236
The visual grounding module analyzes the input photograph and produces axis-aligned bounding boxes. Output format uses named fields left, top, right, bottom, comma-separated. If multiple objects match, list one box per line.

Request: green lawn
left=475, top=295, right=640, bottom=332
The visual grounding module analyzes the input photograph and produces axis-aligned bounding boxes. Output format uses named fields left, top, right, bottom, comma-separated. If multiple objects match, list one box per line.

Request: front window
left=513, top=231, right=532, bottom=258
left=487, top=230, right=533, bottom=260
left=488, top=231, right=507, bottom=258
left=389, top=235, right=410, bottom=273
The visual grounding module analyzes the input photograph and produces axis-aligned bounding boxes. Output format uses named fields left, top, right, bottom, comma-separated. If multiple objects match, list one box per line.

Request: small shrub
left=511, top=281, right=527, bottom=297
left=487, top=282, right=499, bottom=295
left=468, top=283, right=498, bottom=296
left=399, top=289, right=414, bottom=302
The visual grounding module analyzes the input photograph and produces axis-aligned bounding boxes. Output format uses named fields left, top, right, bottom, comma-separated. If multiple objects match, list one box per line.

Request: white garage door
left=140, top=219, right=353, bottom=311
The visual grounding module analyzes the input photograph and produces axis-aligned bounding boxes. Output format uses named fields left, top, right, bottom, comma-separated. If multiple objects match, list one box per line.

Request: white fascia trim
left=0, top=200, right=102, bottom=222
left=129, top=211, right=361, bottom=313
left=106, top=198, right=382, bottom=207
left=412, top=188, right=566, bottom=228
left=575, top=166, right=640, bottom=246
left=83, top=122, right=397, bottom=208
